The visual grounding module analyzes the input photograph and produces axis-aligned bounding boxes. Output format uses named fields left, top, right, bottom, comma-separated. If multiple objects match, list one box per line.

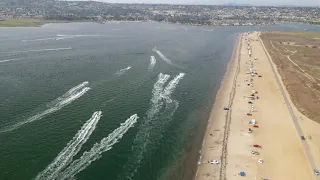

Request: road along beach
left=195, top=31, right=319, bottom=180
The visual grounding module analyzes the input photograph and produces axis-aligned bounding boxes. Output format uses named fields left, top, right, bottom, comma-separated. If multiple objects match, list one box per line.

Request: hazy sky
left=92, top=0, right=319, bottom=6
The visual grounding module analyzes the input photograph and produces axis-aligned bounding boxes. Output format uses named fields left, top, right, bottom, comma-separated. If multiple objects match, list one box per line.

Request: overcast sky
left=89, top=0, right=319, bottom=6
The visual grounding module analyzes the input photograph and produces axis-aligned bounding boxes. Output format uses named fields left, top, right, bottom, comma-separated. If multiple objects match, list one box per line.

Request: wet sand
left=194, top=33, right=242, bottom=179
left=195, top=31, right=318, bottom=180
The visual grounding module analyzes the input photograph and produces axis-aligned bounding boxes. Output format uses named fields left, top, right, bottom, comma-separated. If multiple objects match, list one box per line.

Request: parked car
left=251, top=151, right=260, bottom=155
left=314, top=169, right=319, bottom=176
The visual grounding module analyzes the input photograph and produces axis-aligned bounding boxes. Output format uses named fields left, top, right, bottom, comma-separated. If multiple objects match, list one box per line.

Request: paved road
left=258, top=34, right=319, bottom=180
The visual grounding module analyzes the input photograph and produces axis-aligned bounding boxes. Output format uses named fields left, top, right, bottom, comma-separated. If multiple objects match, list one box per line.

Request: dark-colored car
left=301, top=136, right=305, bottom=140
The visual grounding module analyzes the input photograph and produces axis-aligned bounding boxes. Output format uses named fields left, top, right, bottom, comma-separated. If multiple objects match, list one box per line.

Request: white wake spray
left=65, top=81, right=89, bottom=97
left=115, top=66, right=131, bottom=76
left=0, top=58, right=24, bottom=63
left=153, top=48, right=175, bottom=66
left=3, top=47, right=72, bottom=54
left=118, top=73, right=185, bottom=180
left=0, top=82, right=90, bottom=133
left=152, top=47, right=183, bottom=69
left=148, top=56, right=157, bottom=70
left=161, top=73, right=185, bottom=103
left=35, top=111, right=102, bottom=180
left=22, top=38, right=57, bottom=42
left=56, top=114, right=139, bottom=180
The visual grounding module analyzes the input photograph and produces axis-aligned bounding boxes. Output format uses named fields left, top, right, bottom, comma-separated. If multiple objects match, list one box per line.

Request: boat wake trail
left=152, top=47, right=174, bottom=66
left=118, top=73, right=185, bottom=180
left=22, top=36, right=75, bottom=42
left=65, top=81, right=89, bottom=96
left=22, top=38, right=57, bottom=42
left=206, top=28, right=215, bottom=32
left=56, top=114, right=139, bottom=180
left=57, top=34, right=117, bottom=38
left=152, top=47, right=181, bottom=69
left=161, top=73, right=185, bottom=103
left=2, top=47, right=72, bottom=54
left=115, top=66, right=131, bottom=76
left=0, top=58, right=24, bottom=63
left=35, top=111, right=102, bottom=180
left=148, top=56, right=156, bottom=70
left=0, top=82, right=91, bottom=133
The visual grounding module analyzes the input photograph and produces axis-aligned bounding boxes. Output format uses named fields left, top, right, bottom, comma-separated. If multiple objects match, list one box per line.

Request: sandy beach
left=194, top=34, right=242, bottom=179
left=195, top=31, right=320, bottom=180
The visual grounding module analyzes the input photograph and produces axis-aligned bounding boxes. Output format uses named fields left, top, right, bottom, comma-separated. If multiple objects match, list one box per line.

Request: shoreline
left=195, top=30, right=319, bottom=180
left=0, top=18, right=74, bottom=27
left=194, top=33, right=242, bottom=179
left=1, top=19, right=318, bottom=28
left=225, top=31, right=314, bottom=179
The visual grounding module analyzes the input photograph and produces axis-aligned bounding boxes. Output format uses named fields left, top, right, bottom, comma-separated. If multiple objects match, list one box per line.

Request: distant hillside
left=2, top=0, right=56, bottom=4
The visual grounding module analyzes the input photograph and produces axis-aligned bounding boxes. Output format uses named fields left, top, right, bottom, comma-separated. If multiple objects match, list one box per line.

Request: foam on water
left=0, top=58, right=24, bottom=63
left=118, top=73, right=185, bottom=180
left=22, top=38, right=57, bottom=42
left=56, top=34, right=117, bottom=37
left=161, top=73, right=185, bottom=103
left=148, top=56, right=156, bottom=71
left=115, top=66, right=131, bottom=76
left=0, top=82, right=90, bottom=133
left=35, top=111, right=102, bottom=180
left=65, top=81, right=89, bottom=96
left=2, top=47, right=72, bottom=54
left=56, top=114, right=139, bottom=180
left=152, top=47, right=182, bottom=69
left=152, top=48, right=174, bottom=66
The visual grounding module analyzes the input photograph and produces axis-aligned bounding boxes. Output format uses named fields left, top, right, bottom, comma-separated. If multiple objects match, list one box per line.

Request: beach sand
left=194, top=33, right=242, bottom=180
left=195, top=31, right=319, bottom=180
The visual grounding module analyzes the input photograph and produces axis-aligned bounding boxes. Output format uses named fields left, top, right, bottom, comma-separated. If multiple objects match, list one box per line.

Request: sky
left=88, top=0, right=320, bottom=6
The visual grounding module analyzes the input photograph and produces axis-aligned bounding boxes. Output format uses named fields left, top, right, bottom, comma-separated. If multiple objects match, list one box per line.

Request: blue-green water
left=0, top=22, right=319, bottom=180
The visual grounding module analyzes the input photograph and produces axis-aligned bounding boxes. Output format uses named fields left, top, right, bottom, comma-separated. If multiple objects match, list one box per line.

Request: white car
left=209, top=160, right=219, bottom=164
left=251, top=151, right=260, bottom=155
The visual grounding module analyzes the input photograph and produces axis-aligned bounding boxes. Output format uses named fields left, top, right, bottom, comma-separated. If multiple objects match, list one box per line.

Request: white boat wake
left=161, top=73, right=185, bottom=103
left=56, top=34, right=117, bottom=37
left=34, top=111, right=102, bottom=180
left=115, top=66, right=131, bottom=76
left=65, top=81, right=89, bottom=96
left=0, top=58, right=24, bottom=63
left=118, top=73, right=185, bottom=180
left=55, top=114, right=139, bottom=180
left=22, top=38, right=57, bottom=42
left=22, top=36, right=76, bottom=42
left=3, top=47, right=72, bottom=54
left=161, top=73, right=185, bottom=117
left=0, top=81, right=90, bottom=133
left=152, top=47, right=181, bottom=68
left=152, top=47, right=174, bottom=66
left=148, top=56, right=157, bottom=70
left=147, top=73, right=171, bottom=119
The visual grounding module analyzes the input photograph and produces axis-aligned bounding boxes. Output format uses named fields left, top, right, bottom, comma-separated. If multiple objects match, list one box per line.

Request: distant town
left=1, top=0, right=320, bottom=26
